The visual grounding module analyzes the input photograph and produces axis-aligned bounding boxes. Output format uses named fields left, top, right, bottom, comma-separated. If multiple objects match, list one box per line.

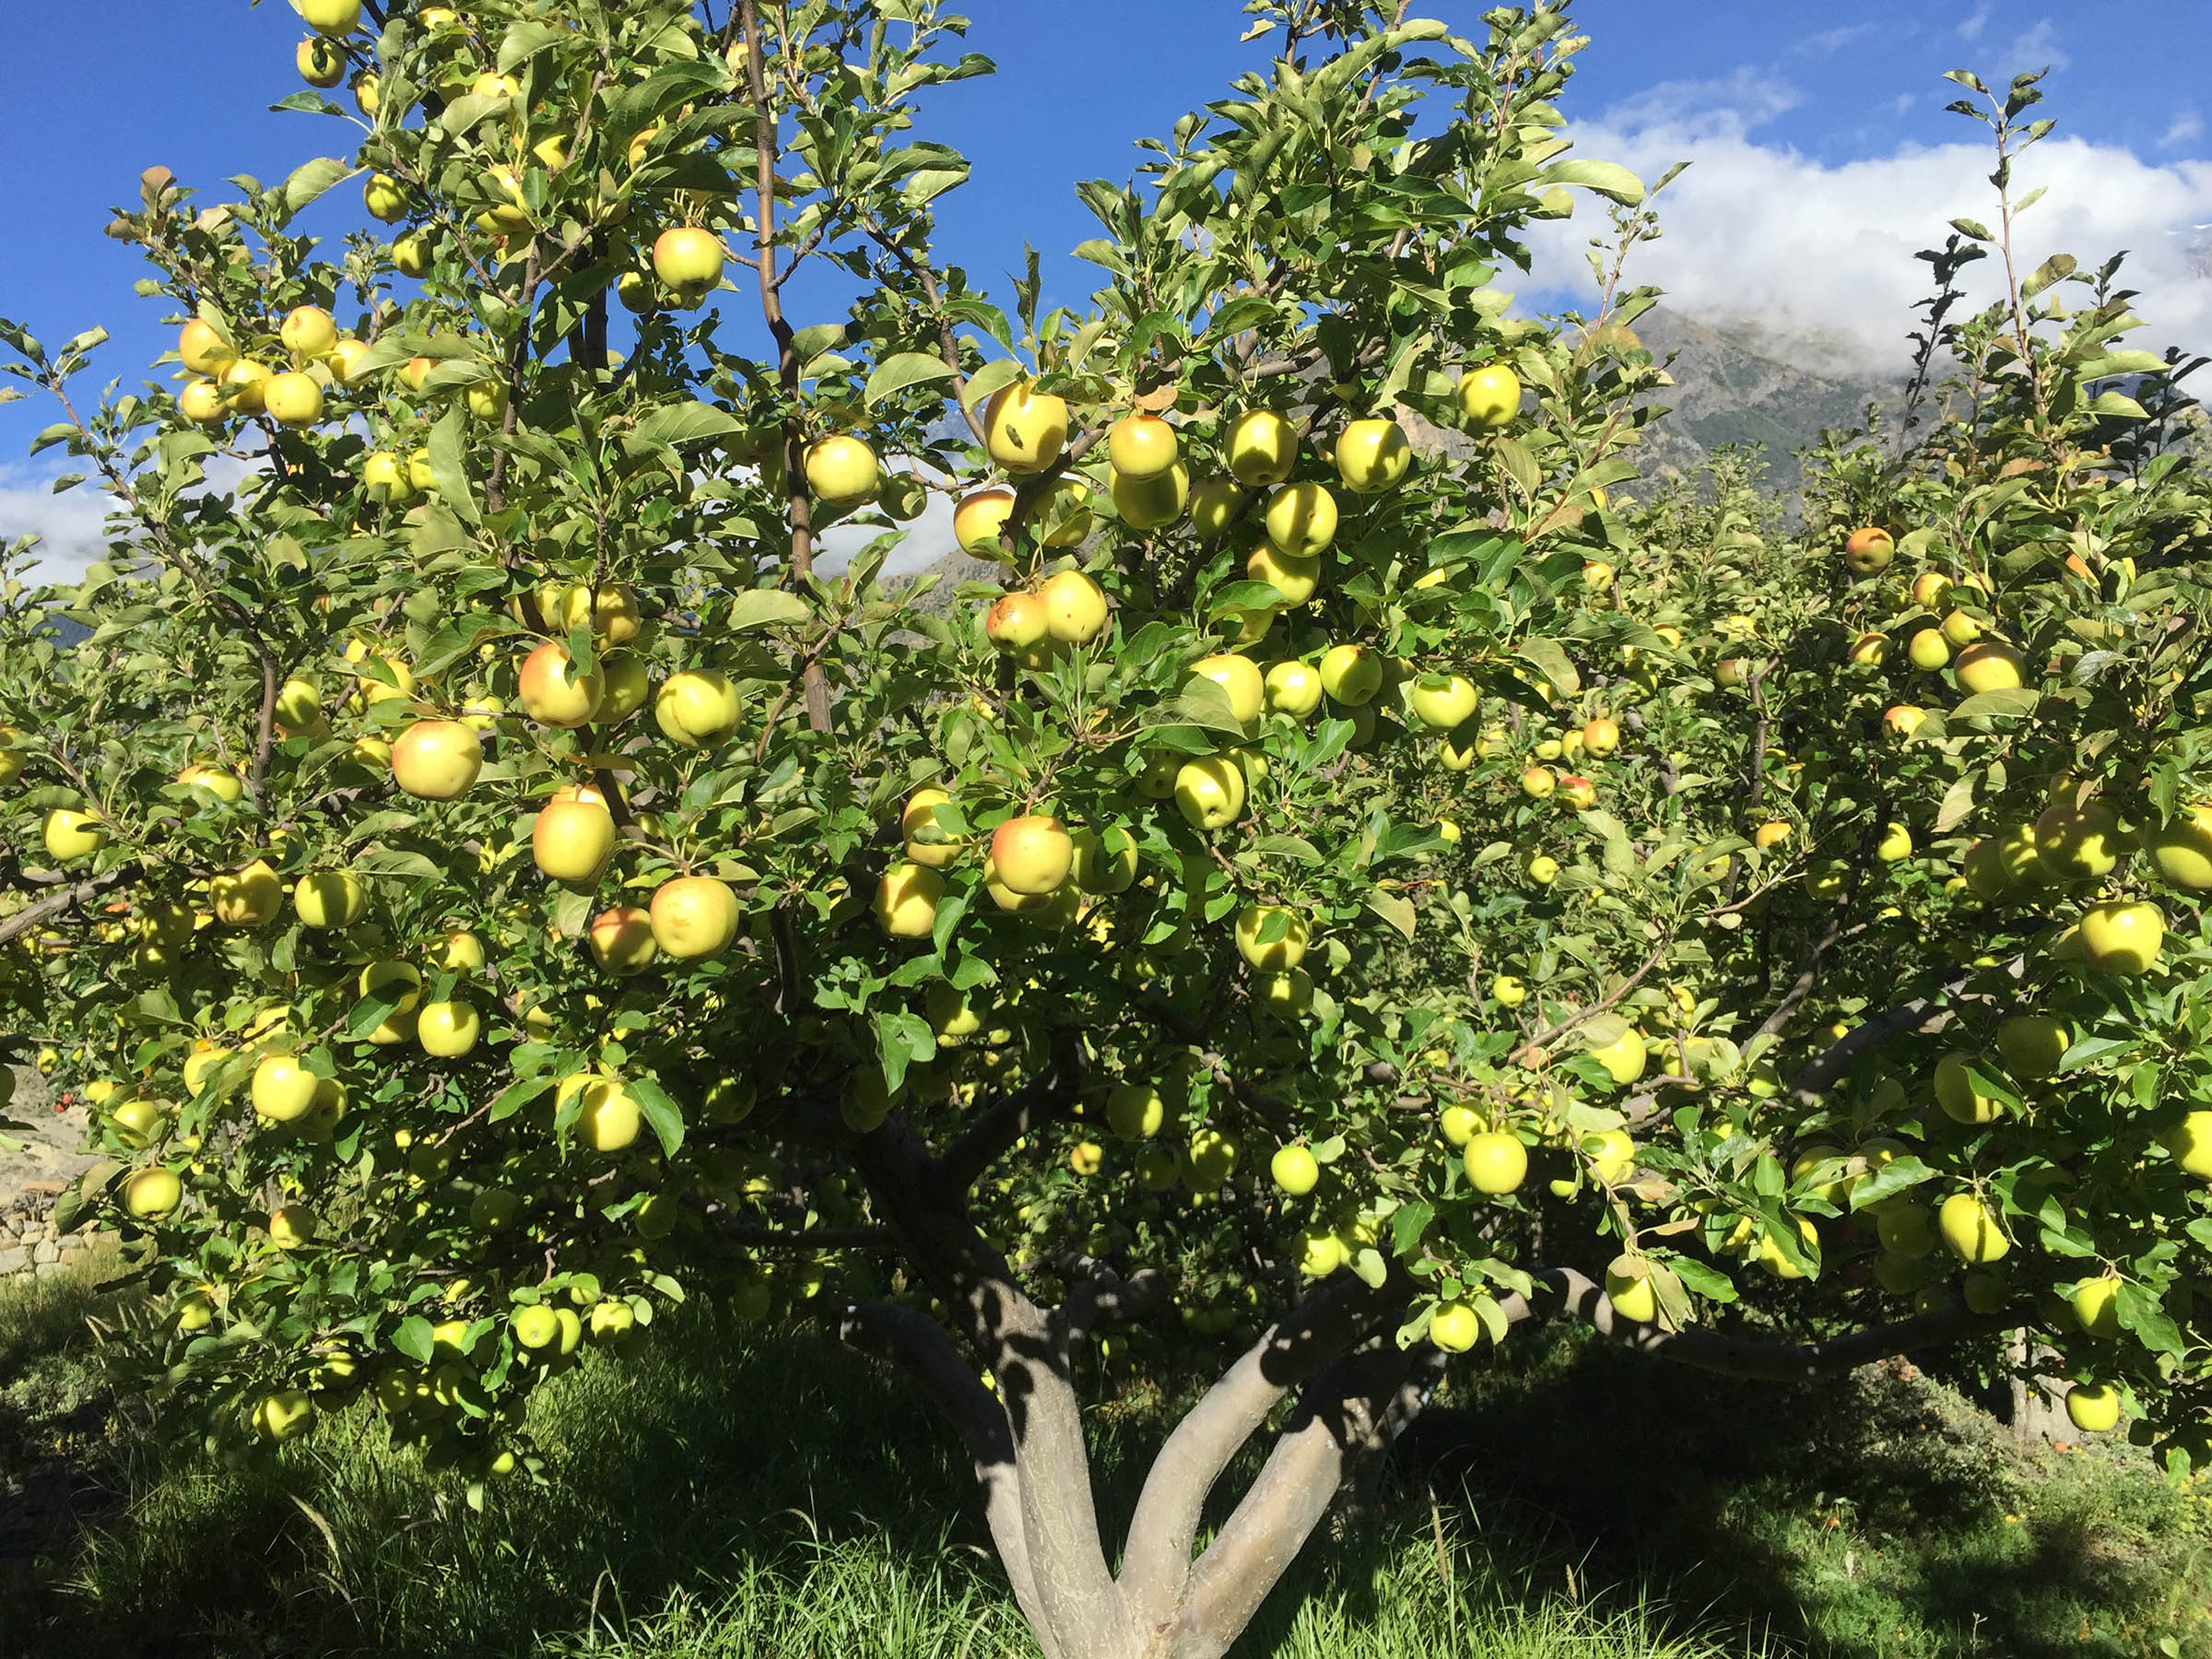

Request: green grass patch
left=1, top=1272, right=2206, bottom=1658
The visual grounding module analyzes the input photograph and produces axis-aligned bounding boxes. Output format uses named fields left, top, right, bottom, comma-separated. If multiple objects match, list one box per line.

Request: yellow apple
left=43, top=809, right=110, bottom=862
left=2077, top=900, right=2164, bottom=974
left=300, top=0, right=360, bottom=34
left=122, top=1166, right=182, bottom=1219
left=179, top=763, right=244, bottom=803
left=1072, top=825, right=1138, bottom=894
left=653, top=669, right=741, bottom=747
left=805, top=435, right=879, bottom=505
left=1234, top=904, right=1309, bottom=972
left=1462, top=1131, right=1527, bottom=1194
left=1994, top=1015, right=2067, bottom=1079
left=955, top=486, right=1018, bottom=555
left=1954, top=641, right=2026, bottom=694
left=1270, top=1144, right=1321, bottom=1195
left=2071, top=1276, right=2121, bottom=1337
left=1407, top=674, right=1477, bottom=730
left=1934, top=1054, right=2004, bottom=1124
left=254, top=1389, right=316, bottom=1442
left=2147, top=804, right=2212, bottom=890
left=587, top=905, right=656, bottom=974
left=391, top=720, right=483, bottom=799
left=1937, top=1192, right=2009, bottom=1263
left=363, top=171, right=407, bottom=221
left=1335, top=418, right=1410, bottom=493
left=517, top=640, right=605, bottom=727
left=178, top=318, right=236, bottom=375
left=900, top=787, right=967, bottom=868
left=1842, top=526, right=1895, bottom=575
left=1192, top=653, right=1265, bottom=726
left=252, top=1054, right=320, bottom=1123
left=2163, top=1112, right=2212, bottom=1177
left=1226, top=408, right=1298, bottom=486
left=1040, top=570, right=1109, bottom=643
left=1605, top=1259, right=1659, bottom=1324
left=268, top=1205, right=317, bottom=1249
left=989, top=816, right=1074, bottom=895
left=180, top=379, right=225, bottom=423
left=1265, top=659, right=1324, bottom=717
left=1586, top=1027, right=1646, bottom=1086
left=1106, top=1082, right=1166, bottom=1140
left=650, top=876, right=740, bottom=958
left=2065, top=1382, right=2120, bottom=1434
left=1430, top=1300, right=1480, bottom=1351
left=279, top=304, right=337, bottom=357
left=1907, top=629, right=1951, bottom=671
left=1264, top=480, right=1338, bottom=558
left=264, top=371, right=324, bottom=428
left=293, top=871, right=364, bottom=929
left=1111, top=459, right=1189, bottom=528
left=211, top=860, right=282, bottom=927
left=1457, top=363, right=1521, bottom=429
left=1173, top=757, right=1246, bottom=831
left=1316, top=642, right=1382, bottom=706
left=1037, top=476, right=1093, bottom=546
left=417, top=999, right=479, bottom=1057
left=874, top=862, right=943, bottom=938
left=533, top=794, right=617, bottom=882
left=1247, top=544, right=1320, bottom=605
left=1107, top=413, right=1178, bottom=480
left=982, top=382, right=1068, bottom=473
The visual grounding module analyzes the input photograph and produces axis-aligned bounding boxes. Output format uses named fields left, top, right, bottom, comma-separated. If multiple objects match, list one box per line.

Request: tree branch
left=928, top=1026, right=1087, bottom=1202
left=0, top=865, right=134, bottom=947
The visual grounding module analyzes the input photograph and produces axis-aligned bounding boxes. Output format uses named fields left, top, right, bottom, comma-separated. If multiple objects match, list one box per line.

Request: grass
left=2, top=1253, right=2207, bottom=1658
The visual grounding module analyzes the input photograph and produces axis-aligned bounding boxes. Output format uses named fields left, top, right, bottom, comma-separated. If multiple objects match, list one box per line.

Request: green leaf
left=1848, top=1154, right=1936, bottom=1211
left=726, top=590, right=810, bottom=631
left=1536, top=159, right=1645, bottom=205
left=865, top=351, right=958, bottom=408
left=279, top=158, right=355, bottom=219
left=393, top=1316, right=436, bottom=1364
left=497, top=19, right=564, bottom=74
left=1516, top=637, right=1581, bottom=698
left=2088, top=391, right=2149, bottom=420
left=485, top=1074, right=552, bottom=1124
left=427, top=403, right=479, bottom=527
left=1366, top=889, right=1417, bottom=940
left=1391, top=1201, right=1434, bottom=1256
left=632, top=401, right=746, bottom=447
left=625, top=1076, right=685, bottom=1157
left=1949, top=688, right=2040, bottom=721
left=959, top=358, right=1025, bottom=412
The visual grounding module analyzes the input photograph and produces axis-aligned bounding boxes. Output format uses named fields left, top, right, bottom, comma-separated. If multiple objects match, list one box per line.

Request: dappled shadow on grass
left=1397, top=1327, right=2212, bottom=1659
left=6, top=1294, right=2208, bottom=1658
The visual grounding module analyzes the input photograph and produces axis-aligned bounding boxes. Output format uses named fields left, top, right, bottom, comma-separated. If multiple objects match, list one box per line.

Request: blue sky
left=4, top=1, right=2210, bottom=558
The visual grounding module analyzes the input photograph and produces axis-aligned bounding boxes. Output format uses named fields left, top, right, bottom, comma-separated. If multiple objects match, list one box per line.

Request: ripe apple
left=956, top=487, right=1018, bottom=555
left=650, top=876, right=739, bottom=958
left=1907, top=629, right=1950, bottom=671
left=251, top=1054, right=320, bottom=1123
left=363, top=172, right=408, bottom=222
left=122, top=1166, right=182, bottom=1219
left=1107, top=413, right=1178, bottom=480
left=1264, top=480, right=1338, bottom=558
left=1937, top=1192, right=2008, bottom=1263
left=1587, top=1027, right=1646, bottom=1086
left=982, top=382, right=1068, bottom=473
left=1462, top=1131, right=1527, bottom=1194
left=180, top=379, right=225, bottom=424
left=989, top=816, right=1074, bottom=895
left=900, top=787, right=966, bottom=867
left=580, top=1080, right=641, bottom=1152
left=1173, top=756, right=1246, bottom=831
left=2077, top=900, right=2163, bottom=974
left=1107, top=1082, right=1165, bottom=1141
left=1940, top=608, right=1983, bottom=648
left=1994, top=1015, right=2067, bottom=1079
left=300, top=0, right=361, bottom=34
left=1849, top=631, right=1888, bottom=666
left=1226, top=409, right=1298, bottom=487
left=1605, top=1260, right=1659, bottom=1324
left=925, top=982, right=984, bottom=1042
left=1187, top=1127, right=1238, bottom=1189
left=1111, top=459, right=1189, bottom=529
left=2161, top=1111, right=2212, bottom=1178
left=393, top=230, right=433, bottom=276
left=1247, top=544, right=1320, bottom=605
left=595, top=655, right=650, bottom=724
left=1072, top=825, right=1138, bottom=894
left=1884, top=704, right=1926, bottom=739
left=441, top=930, right=486, bottom=973
left=293, top=871, right=364, bottom=929
left=1265, top=659, right=1324, bottom=717
left=1585, top=1130, right=1636, bottom=1183
left=1876, top=821, right=1913, bottom=862
left=1335, top=418, right=1411, bottom=494
left=1753, top=821, right=1791, bottom=851
left=2071, top=1276, right=2121, bottom=1337
left=267, top=1205, right=316, bottom=1249
left=1040, top=570, right=1109, bottom=643
left=874, top=862, right=943, bottom=938
left=179, top=763, right=244, bottom=803
left=2023, top=798, right=2117, bottom=882
left=1407, top=674, right=1477, bottom=730
left=1189, top=477, right=1244, bottom=539
left=1934, top=1054, right=2003, bottom=1124
left=1192, top=653, right=1265, bottom=726
left=1235, top=905, right=1310, bottom=973
left=805, top=435, right=879, bottom=505
left=1316, top=642, right=1382, bottom=706
left=253, top=1390, right=316, bottom=1443
left=2147, top=804, right=2212, bottom=890
left=264, top=371, right=324, bottom=428
left=2065, top=1383, right=2120, bottom=1434
left=1911, top=571, right=1952, bottom=606
left=178, top=319, right=236, bottom=375
left=1581, top=717, right=1619, bottom=758
left=518, top=641, right=605, bottom=727
left=1457, top=363, right=1520, bottom=429
left=221, top=359, right=271, bottom=414
left=1430, top=1300, right=1480, bottom=1351
left=211, top=860, right=282, bottom=926
left=984, top=590, right=1050, bottom=653
left=417, top=999, right=479, bottom=1057
left=392, top=721, right=482, bottom=799
left=1953, top=642, right=2026, bottom=694
left=534, top=794, right=617, bottom=883
left=1270, top=1144, right=1321, bottom=1196
left=1519, top=767, right=1555, bottom=800
left=362, top=450, right=417, bottom=504
left=41, top=806, right=106, bottom=865
left=1842, top=527, right=1895, bottom=575
left=512, top=1304, right=559, bottom=1349
left=1557, top=776, right=1596, bottom=811
left=279, top=305, right=337, bottom=359
left=588, top=906, right=657, bottom=974
left=653, top=669, right=740, bottom=747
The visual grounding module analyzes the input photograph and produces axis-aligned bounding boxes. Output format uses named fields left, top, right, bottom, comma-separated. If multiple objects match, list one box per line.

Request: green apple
left=1937, top=1192, right=2008, bottom=1263
left=804, top=435, right=879, bottom=505
left=1106, top=413, right=1178, bottom=480
left=1407, top=674, right=1477, bottom=730
left=1264, top=659, right=1324, bottom=717
left=1191, top=653, right=1265, bottom=726
left=1316, top=642, right=1382, bottom=706
left=653, top=670, right=741, bottom=747
left=2147, top=805, right=2212, bottom=890
left=1173, top=757, right=1246, bottom=831
left=1226, top=409, right=1298, bottom=486
left=2077, top=900, right=2164, bottom=974
left=982, top=381, right=1068, bottom=474
left=1334, top=418, right=1410, bottom=493
left=293, top=871, right=364, bottom=929
left=1270, top=1144, right=1320, bottom=1195
left=1462, top=1131, right=1527, bottom=1194
left=1994, top=1015, right=2067, bottom=1079
left=1264, top=481, right=1338, bottom=558
left=1456, top=363, right=1521, bottom=429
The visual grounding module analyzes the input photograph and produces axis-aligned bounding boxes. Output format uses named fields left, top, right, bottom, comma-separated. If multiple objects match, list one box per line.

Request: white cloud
left=1959, top=1, right=1996, bottom=43
left=815, top=483, right=959, bottom=579
left=0, top=464, right=112, bottom=582
left=1990, top=20, right=2070, bottom=80
left=1524, top=97, right=2212, bottom=375
left=1597, top=68, right=1801, bottom=144
left=2162, top=110, right=2205, bottom=150
left=1794, top=23, right=1877, bottom=56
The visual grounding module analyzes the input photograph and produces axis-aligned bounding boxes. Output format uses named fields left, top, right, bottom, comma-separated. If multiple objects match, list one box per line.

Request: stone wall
left=2, top=1061, right=108, bottom=1284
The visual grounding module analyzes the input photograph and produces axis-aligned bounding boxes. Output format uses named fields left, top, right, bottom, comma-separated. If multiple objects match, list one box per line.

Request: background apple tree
left=2, top=2, right=2210, bottom=1656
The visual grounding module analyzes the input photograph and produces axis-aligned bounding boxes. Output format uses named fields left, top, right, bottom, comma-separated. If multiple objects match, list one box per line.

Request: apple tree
left=3, top=3, right=2210, bottom=1654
